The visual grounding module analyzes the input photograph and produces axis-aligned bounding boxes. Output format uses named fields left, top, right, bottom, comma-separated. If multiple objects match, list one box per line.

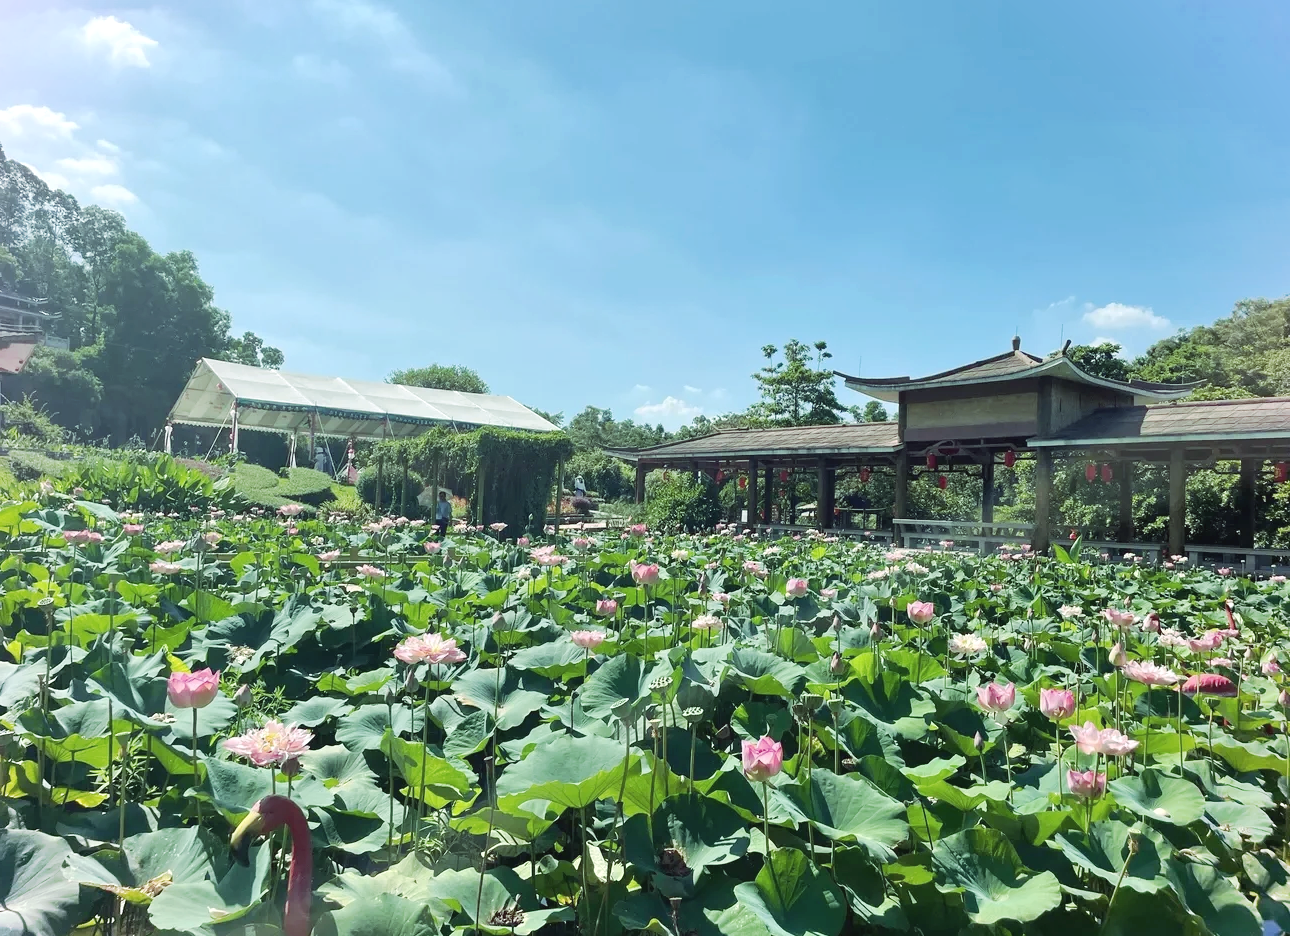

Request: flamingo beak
left=230, top=805, right=266, bottom=866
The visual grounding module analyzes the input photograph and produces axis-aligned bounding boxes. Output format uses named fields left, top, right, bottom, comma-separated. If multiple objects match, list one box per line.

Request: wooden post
left=758, top=464, right=768, bottom=523
left=816, top=461, right=827, bottom=531
left=1117, top=459, right=1134, bottom=543
left=1032, top=449, right=1053, bottom=554
left=981, top=457, right=995, bottom=525
left=1168, top=447, right=1187, bottom=558
left=1238, top=458, right=1259, bottom=549
left=634, top=463, right=646, bottom=504
left=747, top=458, right=758, bottom=528
left=822, top=463, right=836, bottom=530
left=893, top=449, right=908, bottom=544
left=553, top=460, right=563, bottom=535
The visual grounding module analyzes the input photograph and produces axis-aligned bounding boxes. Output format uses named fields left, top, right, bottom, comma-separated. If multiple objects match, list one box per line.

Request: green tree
left=750, top=339, right=845, bottom=426
left=1065, top=342, right=1130, bottom=381
left=228, top=331, right=284, bottom=369
left=388, top=363, right=489, bottom=394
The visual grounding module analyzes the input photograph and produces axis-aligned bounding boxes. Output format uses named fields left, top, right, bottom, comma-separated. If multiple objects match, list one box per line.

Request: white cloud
left=311, top=0, right=453, bottom=84
left=1091, top=337, right=1121, bottom=348
left=96, top=139, right=121, bottom=153
left=632, top=383, right=651, bottom=393
left=635, top=396, right=702, bottom=422
left=0, top=105, right=78, bottom=140
left=25, top=164, right=71, bottom=190
left=56, top=155, right=117, bottom=176
left=292, top=54, right=351, bottom=85
left=1082, top=302, right=1170, bottom=331
left=683, top=384, right=702, bottom=394
left=90, top=184, right=138, bottom=206
left=81, top=16, right=158, bottom=68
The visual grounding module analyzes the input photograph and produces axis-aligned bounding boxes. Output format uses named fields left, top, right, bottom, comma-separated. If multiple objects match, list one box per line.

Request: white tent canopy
left=167, top=358, right=559, bottom=441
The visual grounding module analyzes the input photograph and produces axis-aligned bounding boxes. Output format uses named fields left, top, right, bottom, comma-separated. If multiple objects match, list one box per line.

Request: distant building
left=0, top=284, right=64, bottom=349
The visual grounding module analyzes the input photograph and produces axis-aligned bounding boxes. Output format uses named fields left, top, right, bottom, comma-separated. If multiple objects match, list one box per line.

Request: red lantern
left=937, top=474, right=948, bottom=490
left=715, top=469, right=725, bottom=483
left=1278, top=463, right=1288, bottom=484
left=1100, top=464, right=1113, bottom=483
left=779, top=470, right=789, bottom=483
left=1085, top=463, right=1097, bottom=483
left=860, top=467, right=871, bottom=484
left=1003, top=450, right=1016, bottom=468
left=926, top=453, right=937, bottom=470
left=738, top=476, right=747, bottom=489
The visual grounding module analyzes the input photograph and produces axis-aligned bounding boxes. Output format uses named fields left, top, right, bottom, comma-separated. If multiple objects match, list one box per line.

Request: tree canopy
left=387, top=363, right=489, bottom=394
left=749, top=339, right=846, bottom=426
left=0, top=145, right=281, bottom=444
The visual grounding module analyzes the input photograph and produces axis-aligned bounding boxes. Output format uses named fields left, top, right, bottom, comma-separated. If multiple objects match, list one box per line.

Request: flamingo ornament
left=230, top=795, right=313, bottom=936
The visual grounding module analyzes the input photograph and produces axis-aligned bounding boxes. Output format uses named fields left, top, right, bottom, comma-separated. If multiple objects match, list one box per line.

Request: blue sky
left=2, top=1, right=1288, bottom=428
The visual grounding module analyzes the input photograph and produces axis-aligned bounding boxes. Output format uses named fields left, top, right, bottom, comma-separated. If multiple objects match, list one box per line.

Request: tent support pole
left=376, top=452, right=384, bottom=515
left=400, top=458, right=408, bottom=517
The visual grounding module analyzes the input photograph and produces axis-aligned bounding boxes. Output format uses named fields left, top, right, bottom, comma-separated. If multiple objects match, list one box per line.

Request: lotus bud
left=233, top=684, right=253, bottom=709
left=1244, top=646, right=1256, bottom=661
left=1109, top=643, right=1127, bottom=667
left=280, top=754, right=301, bottom=778
left=404, top=670, right=420, bottom=696
left=870, top=621, right=881, bottom=640
left=830, top=652, right=847, bottom=675
left=832, top=613, right=842, bottom=632
left=1127, top=832, right=1139, bottom=855
left=973, top=731, right=983, bottom=750
left=382, top=684, right=399, bottom=706
left=1280, top=689, right=1290, bottom=709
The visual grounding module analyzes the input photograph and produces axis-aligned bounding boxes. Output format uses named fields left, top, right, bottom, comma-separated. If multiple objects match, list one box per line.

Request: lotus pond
left=2, top=497, right=1290, bottom=936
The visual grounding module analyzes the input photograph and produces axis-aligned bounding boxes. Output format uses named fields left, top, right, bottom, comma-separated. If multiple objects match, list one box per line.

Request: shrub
left=10, top=449, right=69, bottom=481
left=356, top=463, right=425, bottom=517
left=570, top=495, right=596, bottom=516
left=59, top=454, right=237, bottom=511
left=645, top=473, right=721, bottom=533
left=567, top=450, right=633, bottom=500
left=2, top=395, right=66, bottom=446
left=275, top=467, right=335, bottom=506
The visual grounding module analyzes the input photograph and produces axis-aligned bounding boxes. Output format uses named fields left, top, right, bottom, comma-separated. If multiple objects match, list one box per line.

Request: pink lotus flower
left=356, top=564, right=387, bottom=579
left=1263, top=657, right=1281, bottom=676
left=1187, top=630, right=1224, bottom=653
left=741, top=735, right=784, bottom=782
left=517, top=536, right=530, bottom=547
left=1217, top=567, right=1233, bottom=577
left=167, top=668, right=221, bottom=708
left=318, top=550, right=341, bottom=563
left=1070, top=721, right=1138, bottom=756
left=1038, top=688, right=1077, bottom=721
left=571, top=630, right=606, bottom=650
left=594, top=598, right=618, bottom=617
left=489, top=522, right=507, bottom=533
left=1102, top=608, right=1136, bottom=629
left=1109, top=643, right=1127, bottom=667
left=712, top=592, right=731, bottom=605
left=1121, top=661, right=1180, bottom=687
left=424, top=541, right=441, bottom=554
left=743, top=560, right=762, bottom=574
left=906, top=601, right=936, bottom=626
left=155, top=540, right=186, bottom=556
left=394, top=633, right=466, bottom=665
left=1271, top=575, right=1287, bottom=585
left=989, top=583, right=1004, bottom=593
left=122, top=524, right=145, bottom=536
left=1181, top=673, right=1238, bottom=697
left=64, top=529, right=105, bottom=545
left=692, top=614, right=723, bottom=632
left=631, top=562, right=661, bottom=586
left=628, top=524, right=648, bottom=536
left=785, top=578, right=809, bottom=598
left=202, top=531, right=222, bottom=546
left=223, top=720, right=313, bottom=768
left=278, top=504, right=304, bottom=517
left=150, top=560, right=183, bottom=575
left=976, top=682, right=1016, bottom=714
left=820, top=588, right=838, bottom=600
left=572, top=537, right=591, bottom=550
left=1067, top=769, right=1107, bottom=799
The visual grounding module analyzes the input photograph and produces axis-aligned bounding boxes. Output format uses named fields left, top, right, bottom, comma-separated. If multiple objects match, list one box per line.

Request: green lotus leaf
left=314, top=892, right=444, bottom=936
left=0, top=830, right=84, bottom=936
left=335, top=702, right=416, bottom=752
left=1108, top=768, right=1206, bottom=826
left=452, top=667, right=551, bottom=731
left=733, top=847, right=847, bottom=936
left=496, top=733, right=635, bottom=813
left=146, top=840, right=272, bottom=933
left=624, top=793, right=750, bottom=892
left=931, top=827, right=1063, bottom=926
left=1164, top=858, right=1261, bottom=936
left=282, top=695, right=354, bottom=728
left=578, top=653, right=655, bottom=722
left=785, top=768, right=909, bottom=862
left=726, top=648, right=806, bottom=698
left=1052, top=820, right=1170, bottom=892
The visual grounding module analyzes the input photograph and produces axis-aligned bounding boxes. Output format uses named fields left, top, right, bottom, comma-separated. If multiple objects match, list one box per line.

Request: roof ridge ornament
left=1012, top=335, right=1021, bottom=352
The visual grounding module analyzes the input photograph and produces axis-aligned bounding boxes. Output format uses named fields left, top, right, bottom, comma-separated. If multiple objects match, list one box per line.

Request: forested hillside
left=0, top=144, right=280, bottom=446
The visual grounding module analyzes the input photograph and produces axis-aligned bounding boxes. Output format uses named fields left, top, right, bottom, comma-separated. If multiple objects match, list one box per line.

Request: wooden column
left=1032, top=449, right=1053, bottom=554
left=893, top=449, right=909, bottom=544
left=822, top=465, right=836, bottom=529
left=1238, top=458, right=1259, bottom=549
left=981, top=458, right=995, bottom=525
left=634, top=463, right=646, bottom=504
left=1117, top=460, right=1134, bottom=543
left=552, top=460, right=563, bottom=535
left=763, top=465, right=773, bottom=524
left=1168, top=447, right=1187, bottom=558
left=747, top=458, right=759, bottom=527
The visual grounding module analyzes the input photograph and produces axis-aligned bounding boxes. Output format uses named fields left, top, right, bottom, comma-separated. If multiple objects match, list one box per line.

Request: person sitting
left=434, top=490, right=452, bottom=537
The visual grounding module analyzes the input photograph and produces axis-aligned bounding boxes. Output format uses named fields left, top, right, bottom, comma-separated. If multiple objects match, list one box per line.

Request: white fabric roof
left=168, top=358, right=559, bottom=439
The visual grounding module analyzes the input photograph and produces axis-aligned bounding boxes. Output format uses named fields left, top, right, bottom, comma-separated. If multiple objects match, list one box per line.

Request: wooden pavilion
left=610, top=339, right=1290, bottom=565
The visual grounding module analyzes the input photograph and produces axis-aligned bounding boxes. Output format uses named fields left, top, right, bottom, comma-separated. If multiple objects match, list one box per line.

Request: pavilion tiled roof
left=1030, top=398, right=1290, bottom=446
left=610, top=422, right=902, bottom=462
left=838, top=344, right=1198, bottom=403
